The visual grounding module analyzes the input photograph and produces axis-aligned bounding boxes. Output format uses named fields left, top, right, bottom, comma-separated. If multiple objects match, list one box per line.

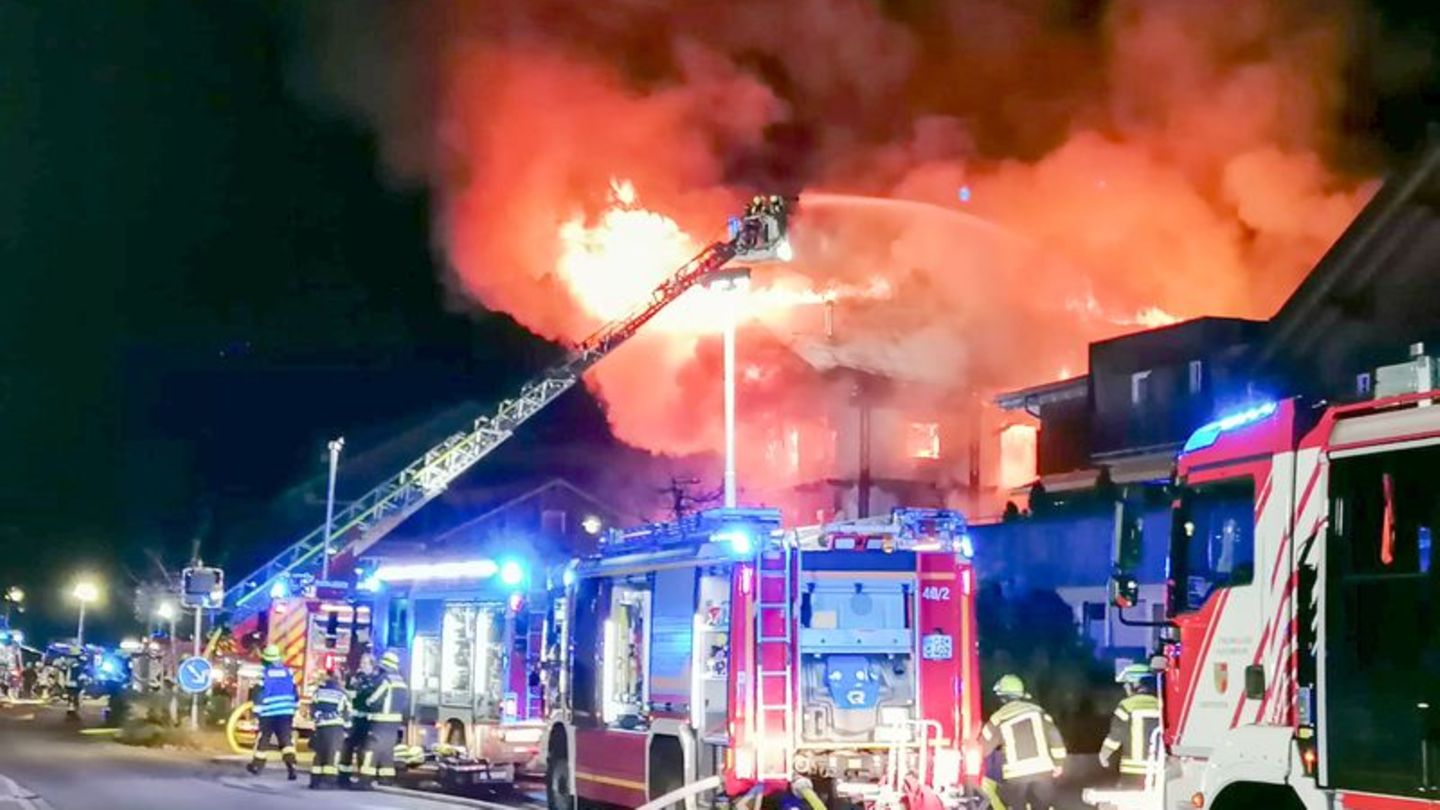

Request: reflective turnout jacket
left=311, top=684, right=351, bottom=728
left=1100, top=693, right=1161, bottom=775
left=979, top=699, right=1068, bottom=780
left=364, top=672, right=409, bottom=723
left=254, top=665, right=299, bottom=718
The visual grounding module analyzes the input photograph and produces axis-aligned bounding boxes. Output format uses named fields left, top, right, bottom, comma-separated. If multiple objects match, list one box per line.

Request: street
left=0, top=702, right=531, bottom=810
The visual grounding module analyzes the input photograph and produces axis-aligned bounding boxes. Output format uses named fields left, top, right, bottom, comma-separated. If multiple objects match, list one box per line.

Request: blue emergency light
left=711, top=528, right=755, bottom=556
left=1182, top=401, right=1278, bottom=453
left=499, top=559, right=526, bottom=587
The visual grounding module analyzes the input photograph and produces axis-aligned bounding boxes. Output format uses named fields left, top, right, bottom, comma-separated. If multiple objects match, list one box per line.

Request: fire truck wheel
left=546, top=752, right=575, bottom=810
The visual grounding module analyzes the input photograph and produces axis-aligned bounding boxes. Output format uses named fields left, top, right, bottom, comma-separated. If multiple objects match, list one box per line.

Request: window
left=1131, top=370, right=1152, bottom=408
left=1169, top=478, right=1255, bottom=613
left=907, top=422, right=941, bottom=460
left=1325, top=444, right=1440, bottom=795
left=1189, top=360, right=1204, bottom=395
left=1355, top=372, right=1373, bottom=398
left=542, top=509, right=567, bottom=536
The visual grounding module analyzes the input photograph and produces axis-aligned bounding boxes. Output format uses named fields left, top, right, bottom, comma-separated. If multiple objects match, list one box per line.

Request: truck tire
left=547, top=751, right=575, bottom=810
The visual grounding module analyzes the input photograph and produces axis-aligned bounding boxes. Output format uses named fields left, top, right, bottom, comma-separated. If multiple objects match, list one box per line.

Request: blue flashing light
left=1183, top=401, right=1279, bottom=454
left=499, top=560, right=525, bottom=587
left=727, top=217, right=741, bottom=239
left=958, top=533, right=975, bottom=559
left=713, top=529, right=754, bottom=556
left=958, top=185, right=972, bottom=203
left=269, top=580, right=289, bottom=600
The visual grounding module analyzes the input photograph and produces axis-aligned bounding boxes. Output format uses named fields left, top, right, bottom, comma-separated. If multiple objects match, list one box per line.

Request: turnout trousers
left=309, top=724, right=345, bottom=788
left=357, top=720, right=402, bottom=787
left=338, top=717, right=370, bottom=787
left=996, top=774, right=1058, bottom=810
left=248, top=715, right=297, bottom=778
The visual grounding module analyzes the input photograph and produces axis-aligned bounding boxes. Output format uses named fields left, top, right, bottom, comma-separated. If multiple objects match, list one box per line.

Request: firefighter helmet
left=993, top=674, right=1027, bottom=699
left=261, top=644, right=282, bottom=663
left=1117, top=663, right=1154, bottom=687
left=380, top=650, right=401, bottom=672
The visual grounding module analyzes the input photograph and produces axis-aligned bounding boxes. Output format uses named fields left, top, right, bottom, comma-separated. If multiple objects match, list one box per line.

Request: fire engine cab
left=1110, top=344, right=1440, bottom=810
left=542, top=506, right=982, bottom=810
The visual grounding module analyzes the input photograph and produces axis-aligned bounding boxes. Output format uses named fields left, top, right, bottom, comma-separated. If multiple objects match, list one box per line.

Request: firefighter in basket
left=1098, top=664, right=1161, bottom=789
left=308, top=670, right=351, bottom=789
left=979, top=674, right=1067, bottom=810
left=247, top=645, right=299, bottom=780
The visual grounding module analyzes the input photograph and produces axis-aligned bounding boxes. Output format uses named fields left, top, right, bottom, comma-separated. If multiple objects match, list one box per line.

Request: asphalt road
left=0, top=701, right=527, bottom=810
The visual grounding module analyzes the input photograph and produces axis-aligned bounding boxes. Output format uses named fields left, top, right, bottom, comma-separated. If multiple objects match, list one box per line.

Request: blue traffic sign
left=177, top=656, right=213, bottom=694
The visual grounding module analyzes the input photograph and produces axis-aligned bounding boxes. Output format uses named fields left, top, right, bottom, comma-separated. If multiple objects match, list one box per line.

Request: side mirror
left=1149, top=654, right=1169, bottom=672
left=1110, top=500, right=1144, bottom=608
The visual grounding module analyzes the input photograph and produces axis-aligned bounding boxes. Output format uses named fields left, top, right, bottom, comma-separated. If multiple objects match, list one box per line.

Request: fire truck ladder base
left=754, top=542, right=794, bottom=781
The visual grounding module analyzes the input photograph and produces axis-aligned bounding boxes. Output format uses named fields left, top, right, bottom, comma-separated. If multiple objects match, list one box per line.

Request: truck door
left=1323, top=443, right=1440, bottom=797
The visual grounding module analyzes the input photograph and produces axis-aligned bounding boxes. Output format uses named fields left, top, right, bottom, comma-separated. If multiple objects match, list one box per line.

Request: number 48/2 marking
left=921, top=586, right=951, bottom=601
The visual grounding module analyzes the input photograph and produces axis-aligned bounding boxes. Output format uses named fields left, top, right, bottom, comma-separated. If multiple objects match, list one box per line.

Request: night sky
left=2, top=1, right=1437, bottom=643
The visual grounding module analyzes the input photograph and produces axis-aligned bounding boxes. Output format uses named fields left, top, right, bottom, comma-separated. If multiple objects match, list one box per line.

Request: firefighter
left=60, top=646, right=86, bottom=718
left=246, top=645, right=299, bottom=780
left=309, top=671, right=350, bottom=789
left=353, top=650, right=408, bottom=790
left=1098, top=664, right=1162, bottom=788
left=978, top=674, right=1067, bottom=810
left=338, top=653, right=377, bottom=787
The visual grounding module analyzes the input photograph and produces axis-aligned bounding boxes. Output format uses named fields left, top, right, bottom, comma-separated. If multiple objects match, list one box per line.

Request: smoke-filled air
left=299, top=0, right=1377, bottom=509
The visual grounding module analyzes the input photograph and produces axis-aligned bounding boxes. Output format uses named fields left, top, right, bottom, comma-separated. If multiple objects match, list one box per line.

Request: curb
left=376, top=783, right=541, bottom=810
left=0, top=774, right=51, bottom=810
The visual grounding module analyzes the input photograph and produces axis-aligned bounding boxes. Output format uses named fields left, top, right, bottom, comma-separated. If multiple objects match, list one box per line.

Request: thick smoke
left=298, top=0, right=1376, bottom=499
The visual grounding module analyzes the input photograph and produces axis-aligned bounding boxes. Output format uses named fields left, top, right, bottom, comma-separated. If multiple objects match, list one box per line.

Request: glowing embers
left=1182, top=401, right=1278, bottom=454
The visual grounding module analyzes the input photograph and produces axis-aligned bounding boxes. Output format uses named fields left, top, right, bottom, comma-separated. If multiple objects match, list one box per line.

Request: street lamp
left=2, top=586, right=23, bottom=625
left=704, top=267, right=752, bottom=508
left=72, top=579, right=100, bottom=646
left=153, top=600, right=180, bottom=722
left=322, top=437, right=345, bottom=582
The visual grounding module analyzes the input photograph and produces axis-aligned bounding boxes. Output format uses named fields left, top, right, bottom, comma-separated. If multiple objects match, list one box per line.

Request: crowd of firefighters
left=244, top=644, right=409, bottom=791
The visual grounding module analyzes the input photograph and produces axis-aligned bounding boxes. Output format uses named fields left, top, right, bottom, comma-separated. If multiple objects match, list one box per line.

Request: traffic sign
left=181, top=567, right=224, bottom=608
left=177, top=656, right=213, bottom=694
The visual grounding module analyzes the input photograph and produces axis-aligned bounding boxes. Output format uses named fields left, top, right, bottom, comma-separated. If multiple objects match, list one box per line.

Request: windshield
left=1170, top=478, right=1256, bottom=613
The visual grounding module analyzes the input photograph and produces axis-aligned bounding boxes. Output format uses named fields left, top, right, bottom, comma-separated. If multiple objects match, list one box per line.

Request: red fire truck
left=542, top=507, right=983, bottom=809
left=1109, top=345, right=1440, bottom=810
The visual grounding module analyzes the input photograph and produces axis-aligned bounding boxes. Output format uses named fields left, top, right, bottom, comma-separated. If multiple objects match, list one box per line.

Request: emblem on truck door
left=1214, top=662, right=1229, bottom=693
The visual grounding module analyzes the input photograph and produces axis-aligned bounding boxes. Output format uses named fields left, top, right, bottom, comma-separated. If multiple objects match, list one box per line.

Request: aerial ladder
left=225, top=196, right=794, bottom=620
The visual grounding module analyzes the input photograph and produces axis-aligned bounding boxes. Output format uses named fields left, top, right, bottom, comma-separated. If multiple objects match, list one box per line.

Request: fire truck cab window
left=603, top=578, right=652, bottom=729
left=1325, top=444, right=1440, bottom=797
left=1171, top=478, right=1255, bottom=612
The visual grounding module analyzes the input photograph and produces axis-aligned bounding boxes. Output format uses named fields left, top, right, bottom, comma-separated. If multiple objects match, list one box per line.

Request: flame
left=556, top=180, right=701, bottom=327
left=555, top=179, right=897, bottom=337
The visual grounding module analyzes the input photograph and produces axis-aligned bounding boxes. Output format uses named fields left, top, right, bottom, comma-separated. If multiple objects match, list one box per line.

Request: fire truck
left=542, top=507, right=983, bottom=810
left=364, top=554, right=551, bottom=788
left=1108, top=345, right=1440, bottom=810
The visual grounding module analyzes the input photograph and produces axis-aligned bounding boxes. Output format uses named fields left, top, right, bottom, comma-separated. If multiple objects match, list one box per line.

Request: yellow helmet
left=380, top=651, right=401, bottom=672
left=993, top=674, right=1027, bottom=699
left=261, top=645, right=282, bottom=663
